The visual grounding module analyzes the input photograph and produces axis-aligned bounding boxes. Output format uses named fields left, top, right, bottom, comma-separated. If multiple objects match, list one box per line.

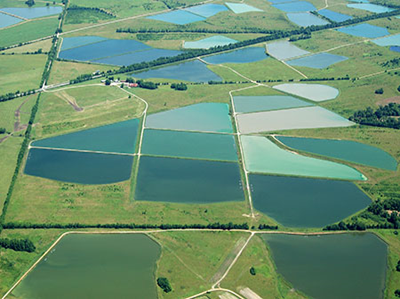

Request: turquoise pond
left=12, top=234, right=161, bottom=299
left=237, top=106, right=353, bottom=133
left=147, top=10, right=205, bottom=25
left=0, top=12, right=22, bottom=28
left=287, top=53, right=348, bottom=69
left=184, top=35, right=237, bottom=49
left=141, top=129, right=238, bottom=162
left=135, top=156, right=244, bottom=203
left=225, top=2, right=262, bottom=14
left=31, top=119, right=140, bottom=154
left=318, top=9, right=352, bottom=22
left=337, top=24, right=389, bottom=38
left=241, top=136, right=365, bottom=180
left=185, top=4, right=228, bottom=17
left=145, top=103, right=233, bottom=133
left=1, top=6, right=62, bottom=19
left=273, top=83, right=339, bottom=101
left=133, top=60, right=222, bottom=82
left=24, top=148, right=133, bottom=184
left=61, top=36, right=108, bottom=51
left=276, top=136, right=398, bottom=170
left=59, top=37, right=182, bottom=66
left=250, top=174, right=371, bottom=227
left=287, top=12, right=329, bottom=27
left=347, top=3, right=393, bottom=13
left=391, top=46, right=400, bottom=52
left=203, top=47, right=268, bottom=64
left=233, top=95, right=312, bottom=113
left=266, top=40, right=310, bottom=60
left=373, top=34, right=400, bottom=47
left=272, top=1, right=316, bottom=12
left=263, top=233, right=387, bottom=299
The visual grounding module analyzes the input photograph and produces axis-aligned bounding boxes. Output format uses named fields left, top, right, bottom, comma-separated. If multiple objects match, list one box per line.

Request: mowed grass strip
left=0, top=17, right=59, bottom=48
left=0, top=55, right=47, bottom=95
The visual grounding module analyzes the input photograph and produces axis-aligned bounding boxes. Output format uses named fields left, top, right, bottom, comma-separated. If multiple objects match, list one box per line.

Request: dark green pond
left=32, top=118, right=140, bottom=154
left=250, top=174, right=371, bottom=227
left=24, top=148, right=133, bottom=184
left=277, top=136, right=397, bottom=171
left=135, top=156, right=244, bottom=203
left=262, top=233, right=387, bottom=299
left=12, top=234, right=161, bottom=299
left=141, top=129, right=238, bottom=161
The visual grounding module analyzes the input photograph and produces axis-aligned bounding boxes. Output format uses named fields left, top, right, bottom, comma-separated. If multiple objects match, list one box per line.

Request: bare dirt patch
left=376, top=96, right=400, bottom=106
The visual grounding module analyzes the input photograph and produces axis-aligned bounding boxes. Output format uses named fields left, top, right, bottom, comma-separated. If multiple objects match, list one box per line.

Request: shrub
left=157, top=277, right=172, bottom=293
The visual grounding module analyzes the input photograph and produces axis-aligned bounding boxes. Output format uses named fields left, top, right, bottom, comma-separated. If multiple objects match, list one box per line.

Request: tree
left=375, top=88, right=384, bottom=94
left=398, top=85, right=400, bottom=92
left=250, top=267, right=256, bottom=276
left=0, top=127, right=6, bottom=134
left=105, top=79, right=111, bottom=86
left=396, top=260, right=400, bottom=272
left=157, top=277, right=172, bottom=293
left=25, top=0, right=35, bottom=7
left=395, top=289, right=400, bottom=298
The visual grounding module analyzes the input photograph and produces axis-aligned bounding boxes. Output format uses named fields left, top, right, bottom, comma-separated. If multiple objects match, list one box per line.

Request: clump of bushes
left=157, top=277, right=172, bottom=293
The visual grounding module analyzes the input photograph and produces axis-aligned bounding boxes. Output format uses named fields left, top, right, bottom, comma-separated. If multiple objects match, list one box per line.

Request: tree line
left=0, top=238, right=36, bottom=252
left=67, top=5, right=116, bottom=18
left=349, top=103, right=400, bottom=129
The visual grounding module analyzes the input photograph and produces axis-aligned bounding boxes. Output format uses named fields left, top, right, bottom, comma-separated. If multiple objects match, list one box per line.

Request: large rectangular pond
left=184, top=35, right=237, bottom=49
left=0, top=12, right=22, bottom=28
left=287, top=12, right=329, bottom=27
left=262, top=233, right=387, bottom=299
left=273, top=83, right=339, bottom=101
left=147, top=10, right=205, bottom=25
left=318, top=9, right=352, bottom=22
left=24, top=148, right=133, bottom=184
left=145, top=103, right=233, bottom=133
left=233, top=95, right=312, bottom=113
left=237, top=106, right=353, bottom=134
left=133, top=60, right=222, bottom=82
left=373, top=33, right=400, bottom=47
left=241, top=136, right=365, bottom=180
left=203, top=47, right=268, bottom=64
left=272, top=1, right=316, bottom=12
left=1, top=6, right=62, bottom=19
left=347, top=3, right=394, bottom=13
left=12, top=234, right=161, bottom=299
left=266, top=40, right=310, bottom=61
left=225, top=2, right=262, bottom=14
left=250, top=174, right=371, bottom=227
left=185, top=4, right=228, bottom=17
left=135, top=156, right=244, bottom=203
left=287, top=53, right=348, bottom=69
left=337, top=24, right=389, bottom=38
left=32, top=118, right=140, bottom=154
left=142, top=129, right=238, bottom=161
left=60, top=36, right=108, bottom=51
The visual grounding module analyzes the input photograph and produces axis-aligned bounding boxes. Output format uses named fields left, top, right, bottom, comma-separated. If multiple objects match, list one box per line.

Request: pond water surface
left=233, top=95, right=312, bottom=113
left=225, top=2, right=263, bottom=13
left=1, top=6, right=62, bottom=19
left=0, top=13, right=22, bottom=28
left=272, top=1, right=316, bottom=12
left=287, top=53, right=348, bottom=69
left=273, top=83, right=339, bottom=101
left=185, top=4, right=228, bottom=17
left=184, top=35, right=237, bottom=49
left=337, top=23, right=389, bottom=38
left=203, top=47, right=268, bottom=64
left=287, top=12, right=329, bottom=27
left=147, top=10, right=205, bottom=25
left=318, top=9, right=352, bottom=22
left=266, top=40, right=310, bottom=60
left=347, top=3, right=393, bottom=13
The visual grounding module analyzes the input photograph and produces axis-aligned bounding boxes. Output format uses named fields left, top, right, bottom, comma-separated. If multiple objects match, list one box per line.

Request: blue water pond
left=287, top=12, right=329, bottom=27
left=1, top=6, right=62, bottom=19
left=147, top=10, right=205, bottom=25
left=337, top=24, right=389, bottom=38
left=273, top=1, right=316, bottom=12
left=318, top=9, right=352, bottom=22
left=0, top=12, right=22, bottom=28
left=185, top=4, right=228, bottom=17
left=287, top=53, right=348, bottom=69
left=203, top=47, right=268, bottom=64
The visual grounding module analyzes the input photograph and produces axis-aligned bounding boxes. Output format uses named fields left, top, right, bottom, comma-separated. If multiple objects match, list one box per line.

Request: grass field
left=2, top=39, right=53, bottom=54
left=65, top=8, right=115, bottom=25
left=0, top=17, right=59, bottom=48
left=0, top=1, right=62, bottom=8
left=0, top=95, right=36, bottom=133
left=0, top=55, right=46, bottom=95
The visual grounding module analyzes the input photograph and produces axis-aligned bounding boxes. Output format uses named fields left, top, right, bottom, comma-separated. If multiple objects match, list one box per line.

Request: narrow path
left=13, top=96, right=32, bottom=132
left=358, top=67, right=400, bottom=80
left=0, top=10, right=28, bottom=21
left=28, top=145, right=137, bottom=156
left=186, top=287, right=246, bottom=299
left=280, top=60, right=308, bottom=79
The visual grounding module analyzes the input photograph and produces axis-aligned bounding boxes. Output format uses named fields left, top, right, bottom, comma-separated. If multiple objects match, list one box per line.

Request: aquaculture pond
left=133, top=60, right=222, bottom=82
left=184, top=35, right=237, bottom=49
left=287, top=12, right=329, bottom=27
left=237, top=106, right=353, bottom=134
left=59, top=37, right=182, bottom=66
left=203, top=47, right=268, bottom=64
left=135, top=156, right=244, bottom=203
left=272, top=1, right=316, bottom=12
left=273, top=83, right=339, bottom=101
left=266, top=40, right=310, bottom=60
left=1, top=6, right=62, bottom=19
left=241, top=136, right=365, bottom=180
left=318, top=9, right=352, bottom=22
left=141, top=129, right=238, bottom=162
left=250, top=174, right=371, bottom=227
left=12, top=234, right=161, bottom=299
left=373, top=33, right=400, bottom=47
left=0, top=13, right=22, bottom=28
left=185, top=4, right=228, bottom=17
left=347, top=3, right=393, bottom=13
left=145, top=103, right=233, bottom=133
left=287, top=53, right=348, bottom=69
left=391, top=46, right=400, bottom=53
left=24, top=148, right=133, bottom=184
left=233, top=95, right=312, bottom=113
left=337, top=24, right=389, bottom=38
left=147, top=10, right=205, bottom=25
left=262, top=233, right=388, bottom=299
left=32, top=118, right=140, bottom=154
left=225, top=2, right=262, bottom=14
left=277, top=136, right=398, bottom=170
